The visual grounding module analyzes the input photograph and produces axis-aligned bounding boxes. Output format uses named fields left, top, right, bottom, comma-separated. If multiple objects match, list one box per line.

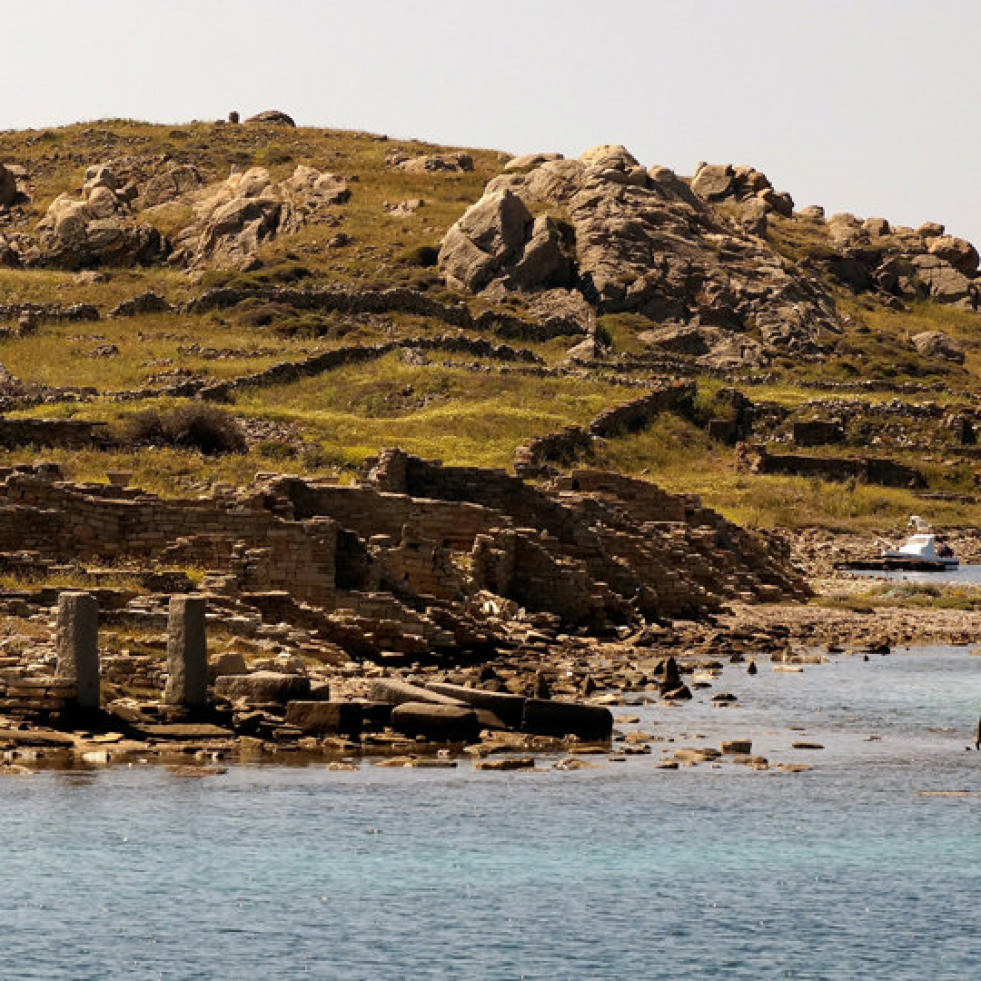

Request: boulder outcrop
left=387, top=150, right=473, bottom=173
left=439, top=145, right=840, bottom=359
left=691, top=161, right=794, bottom=217
left=140, top=163, right=205, bottom=208
left=911, top=329, right=965, bottom=363
left=243, top=110, right=296, bottom=127
left=35, top=165, right=168, bottom=269
left=173, top=165, right=350, bottom=268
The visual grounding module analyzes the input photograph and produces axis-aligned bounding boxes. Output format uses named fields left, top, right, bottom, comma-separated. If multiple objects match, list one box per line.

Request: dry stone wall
left=743, top=445, right=926, bottom=488
left=514, top=380, right=694, bottom=475
left=0, top=471, right=336, bottom=604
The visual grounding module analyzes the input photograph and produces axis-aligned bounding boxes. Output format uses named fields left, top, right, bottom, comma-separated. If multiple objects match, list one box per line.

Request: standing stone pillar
left=56, top=591, right=100, bottom=709
left=164, top=595, right=208, bottom=708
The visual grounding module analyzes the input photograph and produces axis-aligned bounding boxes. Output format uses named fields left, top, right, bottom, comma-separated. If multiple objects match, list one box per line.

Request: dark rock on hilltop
left=0, top=164, right=17, bottom=208
left=243, top=110, right=296, bottom=127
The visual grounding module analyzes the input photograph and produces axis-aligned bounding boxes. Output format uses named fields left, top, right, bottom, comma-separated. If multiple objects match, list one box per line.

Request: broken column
left=56, top=591, right=100, bottom=709
left=163, top=595, right=208, bottom=708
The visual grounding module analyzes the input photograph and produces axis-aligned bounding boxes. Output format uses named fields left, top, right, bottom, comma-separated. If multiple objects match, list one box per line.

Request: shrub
left=124, top=405, right=247, bottom=455
left=401, top=245, right=440, bottom=268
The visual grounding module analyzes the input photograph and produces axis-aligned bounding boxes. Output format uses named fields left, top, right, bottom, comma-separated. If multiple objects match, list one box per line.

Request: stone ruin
left=0, top=451, right=806, bottom=655
left=0, top=450, right=805, bottom=628
left=0, top=453, right=810, bottom=750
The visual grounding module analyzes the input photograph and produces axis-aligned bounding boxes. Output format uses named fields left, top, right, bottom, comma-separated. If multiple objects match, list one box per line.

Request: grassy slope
left=1, top=120, right=981, bottom=531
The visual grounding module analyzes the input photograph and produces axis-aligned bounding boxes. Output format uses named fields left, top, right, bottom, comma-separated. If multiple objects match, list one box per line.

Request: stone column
left=56, top=591, right=100, bottom=709
left=164, top=595, right=208, bottom=707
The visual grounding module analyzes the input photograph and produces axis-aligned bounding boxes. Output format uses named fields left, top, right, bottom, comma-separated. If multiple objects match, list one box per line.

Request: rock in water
left=391, top=702, right=480, bottom=742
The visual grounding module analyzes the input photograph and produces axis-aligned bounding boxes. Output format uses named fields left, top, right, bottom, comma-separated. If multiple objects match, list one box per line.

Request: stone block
left=285, top=700, right=362, bottom=736
left=56, top=591, right=100, bottom=709
left=522, top=698, right=613, bottom=740
left=390, top=701, right=480, bottom=742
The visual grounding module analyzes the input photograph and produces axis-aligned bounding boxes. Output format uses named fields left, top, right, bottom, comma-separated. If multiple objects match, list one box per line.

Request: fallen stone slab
left=721, top=739, right=753, bottom=754
left=368, top=678, right=465, bottom=708
left=285, top=701, right=362, bottom=736
left=390, top=702, right=480, bottom=742
left=521, top=698, right=613, bottom=741
left=0, top=728, right=75, bottom=747
left=135, top=723, right=235, bottom=741
left=215, top=671, right=312, bottom=705
left=425, top=682, right=526, bottom=728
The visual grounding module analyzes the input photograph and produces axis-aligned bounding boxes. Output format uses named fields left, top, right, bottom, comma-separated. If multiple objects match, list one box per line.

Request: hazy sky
left=5, top=1, right=980, bottom=244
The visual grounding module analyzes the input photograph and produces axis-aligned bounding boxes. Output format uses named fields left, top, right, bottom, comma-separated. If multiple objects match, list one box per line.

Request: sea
left=3, top=646, right=981, bottom=980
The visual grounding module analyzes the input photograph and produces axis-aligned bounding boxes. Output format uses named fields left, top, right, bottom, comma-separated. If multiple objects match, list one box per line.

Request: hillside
left=0, top=114, right=980, bottom=535
left=0, top=113, right=980, bottom=757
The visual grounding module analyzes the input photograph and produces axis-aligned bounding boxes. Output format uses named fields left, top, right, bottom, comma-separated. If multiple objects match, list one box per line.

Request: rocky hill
left=0, top=113, right=980, bottom=534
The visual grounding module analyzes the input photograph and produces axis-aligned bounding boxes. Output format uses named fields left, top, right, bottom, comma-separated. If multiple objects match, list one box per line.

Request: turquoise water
left=4, top=648, right=981, bottom=979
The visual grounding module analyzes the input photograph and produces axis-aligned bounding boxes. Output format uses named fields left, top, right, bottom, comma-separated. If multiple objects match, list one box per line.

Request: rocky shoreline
left=0, top=452, right=974, bottom=777
left=2, top=575, right=976, bottom=778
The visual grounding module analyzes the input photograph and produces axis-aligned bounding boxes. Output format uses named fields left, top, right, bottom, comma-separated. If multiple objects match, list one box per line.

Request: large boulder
left=439, top=188, right=573, bottom=292
left=927, top=235, right=979, bottom=277
left=244, top=110, right=296, bottom=127
left=282, top=165, right=351, bottom=209
left=35, top=165, right=168, bottom=269
left=140, top=163, right=204, bottom=208
left=911, top=330, right=965, bottom=363
left=504, top=152, right=564, bottom=173
left=910, top=254, right=972, bottom=304
left=691, top=163, right=734, bottom=200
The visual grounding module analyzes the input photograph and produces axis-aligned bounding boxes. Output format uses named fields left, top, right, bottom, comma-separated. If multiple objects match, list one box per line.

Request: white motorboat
left=881, top=532, right=959, bottom=568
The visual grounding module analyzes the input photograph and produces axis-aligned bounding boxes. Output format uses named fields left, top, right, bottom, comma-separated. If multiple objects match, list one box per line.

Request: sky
left=4, top=0, right=980, bottom=245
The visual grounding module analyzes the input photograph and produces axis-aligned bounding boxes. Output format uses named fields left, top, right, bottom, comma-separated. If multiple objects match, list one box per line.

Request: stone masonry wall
left=0, top=474, right=337, bottom=604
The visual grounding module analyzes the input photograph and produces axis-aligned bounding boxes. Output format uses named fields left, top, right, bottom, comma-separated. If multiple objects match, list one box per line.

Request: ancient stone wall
left=185, top=285, right=586, bottom=340
left=0, top=474, right=337, bottom=604
left=200, top=334, right=544, bottom=403
left=0, top=418, right=108, bottom=449
left=745, top=446, right=925, bottom=488
left=265, top=479, right=504, bottom=551
left=514, top=381, right=694, bottom=476
left=587, top=381, right=694, bottom=438
left=0, top=456, right=808, bottom=636
left=792, top=420, right=845, bottom=447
